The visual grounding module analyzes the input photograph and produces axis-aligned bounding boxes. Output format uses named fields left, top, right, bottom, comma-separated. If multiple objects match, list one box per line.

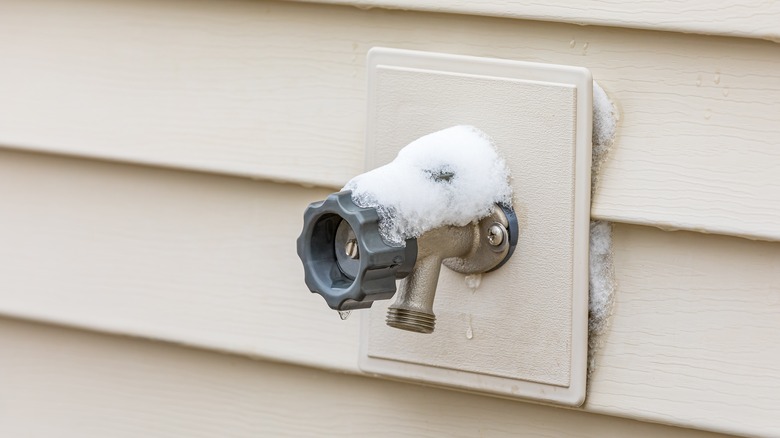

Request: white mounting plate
left=359, top=48, right=592, bottom=406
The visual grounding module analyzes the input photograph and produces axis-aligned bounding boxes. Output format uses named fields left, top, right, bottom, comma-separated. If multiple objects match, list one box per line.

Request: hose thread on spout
left=386, top=308, right=436, bottom=334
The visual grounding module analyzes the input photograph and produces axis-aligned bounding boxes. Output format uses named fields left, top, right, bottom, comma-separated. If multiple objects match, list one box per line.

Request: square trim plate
left=359, top=48, right=592, bottom=406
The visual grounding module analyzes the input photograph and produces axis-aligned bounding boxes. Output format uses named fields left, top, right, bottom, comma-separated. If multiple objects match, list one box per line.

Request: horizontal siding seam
left=288, top=0, right=780, bottom=43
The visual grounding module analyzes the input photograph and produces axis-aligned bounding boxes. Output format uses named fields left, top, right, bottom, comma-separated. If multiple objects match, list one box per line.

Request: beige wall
left=0, top=0, right=778, bottom=436
left=0, top=317, right=735, bottom=438
left=0, top=148, right=777, bottom=436
left=2, top=0, right=780, bottom=241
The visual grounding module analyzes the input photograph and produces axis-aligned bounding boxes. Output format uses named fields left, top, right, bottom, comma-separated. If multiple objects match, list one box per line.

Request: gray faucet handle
left=296, top=191, right=418, bottom=311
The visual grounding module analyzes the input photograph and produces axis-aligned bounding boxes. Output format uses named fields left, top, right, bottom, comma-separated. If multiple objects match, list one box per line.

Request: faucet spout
left=386, top=225, right=473, bottom=333
left=385, top=204, right=517, bottom=334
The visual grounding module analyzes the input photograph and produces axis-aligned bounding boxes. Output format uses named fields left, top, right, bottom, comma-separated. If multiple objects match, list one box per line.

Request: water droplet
left=696, top=75, right=702, bottom=86
left=722, top=88, right=729, bottom=96
left=582, top=42, right=589, bottom=53
left=338, top=310, right=351, bottom=320
left=714, top=73, right=721, bottom=84
left=569, top=40, right=576, bottom=48
left=704, top=110, right=712, bottom=120
left=464, top=274, right=482, bottom=290
left=465, top=316, right=474, bottom=340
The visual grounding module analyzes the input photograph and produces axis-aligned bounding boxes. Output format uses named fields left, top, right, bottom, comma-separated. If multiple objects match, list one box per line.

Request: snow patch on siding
left=588, top=81, right=619, bottom=376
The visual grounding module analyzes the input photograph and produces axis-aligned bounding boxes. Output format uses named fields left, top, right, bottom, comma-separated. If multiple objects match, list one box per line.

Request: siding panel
left=0, top=317, right=734, bottom=438
left=291, top=0, right=780, bottom=41
left=0, top=150, right=778, bottom=435
left=1, top=0, right=780, bottom=240
left=0, top=150, right=360, bottom=372
left=588, top=225, right=780, bottom=437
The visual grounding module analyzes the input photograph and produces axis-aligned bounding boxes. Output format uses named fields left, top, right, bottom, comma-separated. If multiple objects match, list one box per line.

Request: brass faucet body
left=386, top=206, right=514, bottom=333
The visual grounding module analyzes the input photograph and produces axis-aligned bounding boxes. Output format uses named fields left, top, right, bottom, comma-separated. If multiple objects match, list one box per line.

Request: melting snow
left=343, top=125, right=512, bottom=247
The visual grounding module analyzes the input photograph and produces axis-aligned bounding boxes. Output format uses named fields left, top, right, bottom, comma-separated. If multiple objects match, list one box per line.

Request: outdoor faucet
left=296, top=190, right=517, bottom=334
left=296, top=125, right=517, bottom=333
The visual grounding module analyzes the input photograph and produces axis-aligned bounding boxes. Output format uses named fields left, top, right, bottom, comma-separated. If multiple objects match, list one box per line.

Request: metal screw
left=345, top=239, right=360, bottom=259
left=487, top=224, right=505, bottom=246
